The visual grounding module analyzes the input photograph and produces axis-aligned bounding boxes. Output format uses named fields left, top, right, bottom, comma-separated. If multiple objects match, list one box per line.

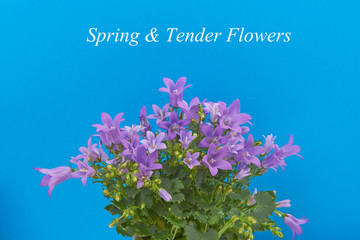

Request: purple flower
left=148, top=104, right=170, bottom=122
left=277, top=199, right=291, bottom=208
left=135, top=146, right=162, bottom=172
left=263, top=134, right=277, bottom=154
left=159, top=189, right=172, bottom=202
left=34, top=166, right=72, bottom=198
left=246, top=188, right=257, bottom=205
left=140, top=131, right=166, bottom=153
left=92, top=113, right=124, bottom=146
left=158, top=77, right=191, bottom=107
left=262, top=135, right=302, bottom=171
left=202, top=144, right=232, bottom=176
left=179, top=130, right=196, bottom=149
left=199, top=124, right=228, bottom=148
left=204, top=102, right=224, bottom=122
left=71, top=160, right=95, bottom=186
left=157, top=111, right=190, bottom=140
left=280, top=135, right=303, bottom=159
left=122, top=135, right=140, bottom=159
left=78, top=137, right=108, bottom=162
left=134, top=170, right=153, bottom=189
left=224, top=137, right=244, bottom=154
left=183, top=151, right=200, bottom=169
left=284, top=214, right=309, bottom=239
left=235, top=134, right=263, bottom=168
left=122, top=124, right=143, bottom=140
left=139, top=106, right=151, bottom=136
left=177, top=97, right=202, bottom=121
left=234, top=165, right=251, bottom=180
left=218, top=99, right=252, bottom=133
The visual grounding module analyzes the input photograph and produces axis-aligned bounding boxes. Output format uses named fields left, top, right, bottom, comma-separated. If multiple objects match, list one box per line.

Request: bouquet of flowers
left=35, top=77, right=308, bottom=240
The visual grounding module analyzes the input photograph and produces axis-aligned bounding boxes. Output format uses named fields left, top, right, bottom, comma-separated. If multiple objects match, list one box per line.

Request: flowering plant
left=35, top=77, right=308, bottom=240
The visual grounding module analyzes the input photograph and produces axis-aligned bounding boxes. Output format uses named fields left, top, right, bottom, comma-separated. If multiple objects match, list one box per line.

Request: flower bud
left=226, top=188, right=233, bottom=194
left=174, top=151, right=180, bottom=156
left=133, top=163, right=139, bottom=168
left=131, top=175, right=138, bottom=183
left=109, top=218, right=119, bottom=228
left=155, top=179, right=161, bottom=185
left=105, top=173, right=111, bottom=179
left=141, top=202, right=145, bottom=209
left=103, top=189, right=109, bottom=196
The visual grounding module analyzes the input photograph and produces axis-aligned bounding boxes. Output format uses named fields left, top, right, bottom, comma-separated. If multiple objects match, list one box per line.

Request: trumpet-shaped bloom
left=157, top=111, right=190, bottom=140
left=177, top=97, right=202, bottom=121
left=284, top=214, right=309, bottom=239
left=140, top=131, right=166, bottom=153
left=159, top=189, right=172, bottom=202
left=263, top=134, right=277, bottom=154
left=262, top=135, right=302, bottom=171
left=202, top=144, right=232, bottom=176
left=139, top=106, right=151, bottom=136
left=92, top=112, right=124, bottom=146
left=34, top=166, right=72, bottom=198
left=218, top=99, right=252, bottom=133
left=199, top=124, right=228, bottom=148
left=158, top=77, right=191, bottom=107
left=71, top=160, right=95, bottom=186
left=276, top=199, right=291, bottom=208
left=246, top=188, right=257, bottom=205
left=134, top=170, right=153, bottom=189
left=183, top=151, right=200, bottom=169
left=135, top=146, right=162, bottom=172
left=148, top=104, right=170, bottom=121
left=179, top=130, right=196, bottom=149
left=235, top=134, right=263, bottom=168
left=234, top=165, right=251, bottom=180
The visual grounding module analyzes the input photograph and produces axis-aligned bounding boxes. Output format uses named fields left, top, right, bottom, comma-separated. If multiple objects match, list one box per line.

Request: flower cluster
left=35, top=77, right=308, bottom=240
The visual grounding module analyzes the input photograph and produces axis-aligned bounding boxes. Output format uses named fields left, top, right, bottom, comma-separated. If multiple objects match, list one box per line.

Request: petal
left=214, top=160, right=232, bottom=170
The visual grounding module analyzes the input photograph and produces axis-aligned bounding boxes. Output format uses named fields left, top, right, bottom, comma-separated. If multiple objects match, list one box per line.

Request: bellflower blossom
left=92, top=112, right=124, bottom=147
left=218, top=99, right=252, bottom=133
left=159, top=189, right=172, bottom=202
left=147, top=104, right=170, bottom=123
left=234, top=165, right=251, bottom=180
left=202, top=144, right=232, bottom=176
left=140, top=131, right=166, bottom=153
left=157, top=111, right=190, bottom=140
left=284, top=214, right=309, bottom=239
left=71, top=160, right=95, bottom=186
left=158, top=77, right=191, bottom=107
left=177, top=97, right=202, bottom=121
left=179, top=130, right=196, bottom=149
left=139, top=106, right=151, bottom=136
left=199, top=124, right=228, bottom=148
left=34, top=166, right=72, bottom=197
left=235, top=134, right=263, bottom=168
left=276, top=199, right=291, bottom=208
left=135, top=146, right=162, bottom=172
left=183, top=151, right=200, bottom=169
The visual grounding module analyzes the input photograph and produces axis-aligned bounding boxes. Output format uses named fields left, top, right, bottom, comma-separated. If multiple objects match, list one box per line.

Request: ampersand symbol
left=145, top=28, right=159, bottom=42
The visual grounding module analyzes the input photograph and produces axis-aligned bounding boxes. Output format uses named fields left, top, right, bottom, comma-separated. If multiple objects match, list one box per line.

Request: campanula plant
left=35, top=77, right=308, bottom=240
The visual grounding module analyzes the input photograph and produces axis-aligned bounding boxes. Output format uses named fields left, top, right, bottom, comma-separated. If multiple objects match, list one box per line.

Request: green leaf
left=171, top=193, right=185, bottom=203
left=136, top=188, right=153, bottom=208
left=184, top=222, right=219, bottom=240
left=124, top=186, right=138, bottom=198
left=247, top=191, right=276, bottom=220
left=172, top=179, right=184, bottom=192
left=193, top=210, right=207, bottom=223
left=164, top=215, right=187, bottom=228
left=104, top=204, right=122, bottom=216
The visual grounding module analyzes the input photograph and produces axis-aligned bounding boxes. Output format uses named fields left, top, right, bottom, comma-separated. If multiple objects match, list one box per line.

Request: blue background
left=1, top=0, right=359, bottom=239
